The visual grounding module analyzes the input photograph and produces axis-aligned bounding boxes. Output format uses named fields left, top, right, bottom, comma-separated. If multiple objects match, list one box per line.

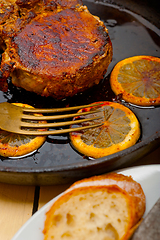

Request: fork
left=0, top=102, right=103, bottom=135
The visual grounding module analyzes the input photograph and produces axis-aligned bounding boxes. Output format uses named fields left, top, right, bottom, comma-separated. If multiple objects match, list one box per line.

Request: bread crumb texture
left=43, top=183, right=141, bottom=240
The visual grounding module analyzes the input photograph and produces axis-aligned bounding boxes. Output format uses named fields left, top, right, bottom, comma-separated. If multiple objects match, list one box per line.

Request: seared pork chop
left=0, top=0, right=112, bottom=99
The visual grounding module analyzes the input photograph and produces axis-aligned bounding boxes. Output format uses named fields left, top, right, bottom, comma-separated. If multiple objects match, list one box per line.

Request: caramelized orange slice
left=70, top=101, right=140, bottom=159
left=0, top=103, right=46, bottom=158
left=110, top=56, right=160, bottom=106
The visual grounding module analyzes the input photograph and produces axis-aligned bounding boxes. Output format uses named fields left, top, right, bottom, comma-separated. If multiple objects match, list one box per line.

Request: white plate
left=12, top=164, right=160, bottom=240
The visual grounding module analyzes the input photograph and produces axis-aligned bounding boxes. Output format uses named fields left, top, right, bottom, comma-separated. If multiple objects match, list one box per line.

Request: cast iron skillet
left=0, top=0, right=160, bottom=185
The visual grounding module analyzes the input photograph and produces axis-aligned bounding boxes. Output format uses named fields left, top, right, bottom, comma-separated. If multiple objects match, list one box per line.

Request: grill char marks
left=13, top=9, right=109, bottom=75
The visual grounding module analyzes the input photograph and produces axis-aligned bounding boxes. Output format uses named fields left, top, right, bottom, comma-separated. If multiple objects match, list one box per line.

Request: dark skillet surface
left=0, top=0, right=160, bottom=185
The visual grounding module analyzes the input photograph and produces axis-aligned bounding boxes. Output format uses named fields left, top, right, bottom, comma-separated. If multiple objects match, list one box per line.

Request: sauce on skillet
left=0, top=1, right=160, bottom=167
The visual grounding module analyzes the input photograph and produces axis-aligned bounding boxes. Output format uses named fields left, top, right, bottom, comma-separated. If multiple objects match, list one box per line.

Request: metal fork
left=0, top=102, right=103, bottom=135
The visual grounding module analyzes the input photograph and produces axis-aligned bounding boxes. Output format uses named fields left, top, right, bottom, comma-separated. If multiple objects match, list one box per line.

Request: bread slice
left=43, top=173, right=146, bottom=240
left=69, top=172, right=146, bottom=226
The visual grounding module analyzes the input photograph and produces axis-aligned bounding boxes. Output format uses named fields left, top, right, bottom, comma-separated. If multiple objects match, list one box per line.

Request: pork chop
left=0, top=0, right=112, bottom=99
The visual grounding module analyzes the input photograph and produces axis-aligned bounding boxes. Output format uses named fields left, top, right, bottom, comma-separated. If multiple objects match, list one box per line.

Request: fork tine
left=21, top=116, right=102, bottom=128
left=0, top=102, right=103, bottom=135
left=17, top=123, right=103, bottom=135
left=22, top=109, right=102, bottom=121
left=22, top=103, right=102, bottom=114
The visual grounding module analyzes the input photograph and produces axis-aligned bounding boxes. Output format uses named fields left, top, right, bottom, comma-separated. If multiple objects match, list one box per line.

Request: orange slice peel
left=110, top=56, right=160, bottom=106
left=0, top=103, right=46, bottom=158
left=70, top=101, right=140, bottom=159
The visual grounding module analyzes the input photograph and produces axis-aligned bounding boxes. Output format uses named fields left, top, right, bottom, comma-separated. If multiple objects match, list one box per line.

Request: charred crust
left=11, top=8, right=110, bottom=72
left=0, top=5, right=15, bottom=25
left=27, top=10, right=37, bottom=19
left=0, top=70, right=8, bottom=91
left=1, top=62, right=15, bottom=76
left=0, top=60, right=15, bottom=91
left=16, top=0, right=39, bottom=8
left=2, top=63, right=11, bottom=73
left=43, top=0, right=83, bottom=9
left=43, top=0, right=58, bottom=9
